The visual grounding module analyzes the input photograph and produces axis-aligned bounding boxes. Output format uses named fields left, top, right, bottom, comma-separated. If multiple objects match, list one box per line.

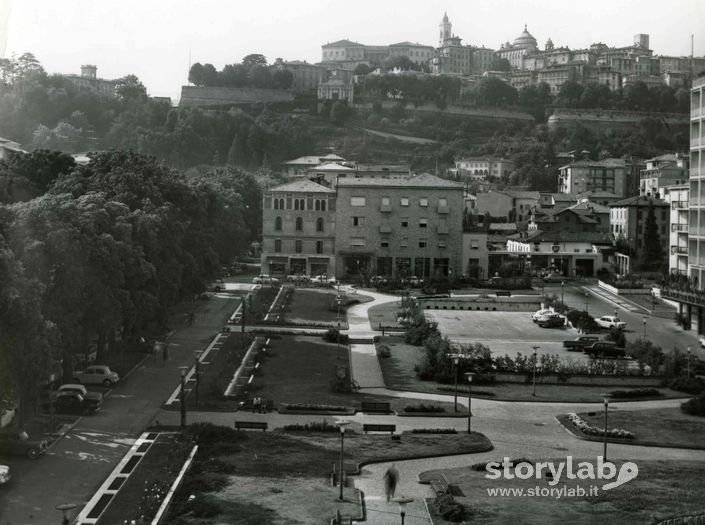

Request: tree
left=554, top=80, right=584, bottom=108
left=475, top=77, right=518, bottom=107
left=188, top=63, right=205, bottom=86
left=489, top=57, right=511, bottom=71
left=638, top=203, right=664, bottom=271
left=115, top=74, right=148, bottom=101
left=242, top=54, right=267, bottom=67
left=354, top=63, right=373, bottom=76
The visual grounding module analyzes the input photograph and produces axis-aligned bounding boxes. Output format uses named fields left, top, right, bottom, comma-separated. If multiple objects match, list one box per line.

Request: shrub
left=281, top=403, right=349, bottom=412
left=323, top=328, right=348, bottom=344
left=471, top=458, right=533, bottom=471
left=377, top=344, right=391, bottom=358
left=681, top=394, right=705, bottom=416
left=436, top=493, right=465, bottom=522
left=403, top=403, right=446, bottom=413
left=567, top=413, right=634, bottom=439
left=410, top=428, right=457, bottom=434
left=282, top=419, right=339, bottom=432
left=608, top=388, right=662, bottom=399
left=668, top=377, right=705, bottom=395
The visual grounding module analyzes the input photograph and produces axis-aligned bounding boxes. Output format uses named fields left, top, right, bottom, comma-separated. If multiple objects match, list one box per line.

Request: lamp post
left=465, top=373, right=475, bottom=434
left=56, top=503, right=77, bottom=525
left=179, top=366, right=188, bottom=427
left=642, top=317, right=647, bottom=339
left=241, top=294, right=250, bottom=334
left=687, top=346, right=691, bottom=379
left=585, top=292, right=589, bottom=314
left=453, top=356, right=459, bottom=412
left=336, top=420, right=350, bottom=501
left=561, top=281, right=565, bottom=305
left=614, top=307, right=618, bottom=318
left=393, top=496, right=414, bottom=525
left=194, top=350, right=203, bottom=406
left=603, top=398, right=609, bottom=461
left=532, top=346, right=540, bottom=397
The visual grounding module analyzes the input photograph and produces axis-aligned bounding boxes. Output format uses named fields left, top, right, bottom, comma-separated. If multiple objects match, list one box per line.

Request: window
left=419, top=198, right=428, bottom=207
left=274, top=239, right=281, bottom=253
left=352, top=216, right=365, bottom=227
left=419, top=238, right=427, bottom=248
left=381, top=240, right=389, bottom=248
left=295, top=240, right=303, bottom=253
left=381, top=197, right=391, bottom=206
left=438, top=198, right=448, bottom=208
left=351, top=238, right=366, bottom=247
left=419, top=218, right=428, bottom=228
left=274, top=217, right=282, bottom=231
left=316, top=241, right=323, bottom=254
left=400, top=197, right=410, bottom=206
left=295, top=217, right=303, bottom=231
left=316, top=217, right=324, bottom=232
left=401, top=217, right=409, bottom=228
left=400, top=237, right=408, bottom=247
left=438, top=240, right=447, bottom=248
left=350, top=197, right=366, bottom=206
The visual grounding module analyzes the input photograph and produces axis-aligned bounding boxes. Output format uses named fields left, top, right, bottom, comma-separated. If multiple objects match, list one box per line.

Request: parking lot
left=427, top=310, right=591, bottom=363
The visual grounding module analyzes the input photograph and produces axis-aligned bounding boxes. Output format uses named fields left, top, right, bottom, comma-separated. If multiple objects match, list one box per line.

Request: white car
left=0, top=464, right=10, bottom=484
left=596, top=315, right=626, bottom=330
left=286, top=274, right=309, bottom=283
left=532, top=309, right=555, bottom=322
left=252, top=274, right=279, bottom=285
left=312, top=275, right=337, bottom=287
left=73, top=365, right=120, bottom=387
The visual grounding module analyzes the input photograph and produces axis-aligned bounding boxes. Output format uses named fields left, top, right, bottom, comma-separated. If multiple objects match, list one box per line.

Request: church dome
left=513, top=25, right=537, bottom=49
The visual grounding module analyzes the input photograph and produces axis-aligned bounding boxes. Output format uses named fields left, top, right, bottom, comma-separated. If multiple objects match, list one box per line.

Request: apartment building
left=609, top=195, right=669, bottom=271
left=640, top=153, right=689, bottom=197
left=558, top=158, right=634, bottom=197
left=689, top=74, right=705, bottom=287
left=663, top=183, right=689, bottom=276
left=334, top=174, right=464, bottom=280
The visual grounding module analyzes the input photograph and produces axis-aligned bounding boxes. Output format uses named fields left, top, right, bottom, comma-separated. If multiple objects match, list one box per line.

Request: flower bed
left=567, top=413, right=634, bottom=439
left=409, top=428, right=457, bottom=434
left=281, top=403, right=350, bottom=412
left=403, top=403, right=446, bottom=413
left=282, top=420, right=341, bottom=432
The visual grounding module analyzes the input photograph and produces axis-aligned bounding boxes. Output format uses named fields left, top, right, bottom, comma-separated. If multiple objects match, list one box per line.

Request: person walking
left=383, top=463, right=400, bottom=502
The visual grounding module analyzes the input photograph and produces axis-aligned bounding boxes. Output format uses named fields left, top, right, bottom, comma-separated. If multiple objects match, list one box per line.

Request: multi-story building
left=558, top=158, right=634, bottom=198
left=453, top=157, right=514, bottom=181
left=388, top=42, right=435, bottom=67
left=320, top=39, right=433, bottom=70
left=663, top=183, right=689, bottom=276
left=640, top=153, right=689, bottom=197
left=497, top=26, right=539, bottom=69
left=334, top=174, right=464, bottom=280
left=260, top=179, right=338, bottom=277
left=688, top=74, right=705, bottom=286
left=278, top=60, right=329, bottom=92
left=63, top=65, right=116, bottom=98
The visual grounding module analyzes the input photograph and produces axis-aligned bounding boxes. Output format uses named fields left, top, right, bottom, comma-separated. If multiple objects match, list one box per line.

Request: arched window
left=274, top=217, right=282, bottom=231
left=294, top=200, right=300, bottom=210
left=274, top=199, right=279, bottom=210
left=321, top=200, right=326, bottom=211
left=295, top=217, right=303, bottom=231
left=316, top=217, right=324, bottom=232
left=315, top=200, right=321, bottom=211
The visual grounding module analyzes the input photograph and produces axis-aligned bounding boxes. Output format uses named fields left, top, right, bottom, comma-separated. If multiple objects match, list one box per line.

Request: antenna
left=187, top=48, right=192, bottom=84
left=691, top=34, right=694, bottom=88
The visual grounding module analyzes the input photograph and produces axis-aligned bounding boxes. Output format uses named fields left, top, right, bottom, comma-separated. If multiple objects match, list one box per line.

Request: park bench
left=495, top=290, right=512, bottom=297
left=362, top=423, right=396, bottom=434
left=361, top=402, right=391, bottom=413
left=234, top=420, right=268, bottom=432
left=430, top=473, right=451, bottom=495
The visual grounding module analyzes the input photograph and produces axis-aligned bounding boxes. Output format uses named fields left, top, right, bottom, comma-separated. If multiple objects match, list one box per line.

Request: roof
left=504, top=190, right=540, bottom=200
left=489, top=223, right=518, bottom=231
left=560, top=158, right=628, bottom=170
left=322, top=39, right=364, bottom=48
left=319, top=153, right=345, bottom=161
left=389, top=41, right=434, bottom=48
left=525, top=230, right=614, bottom=243
left=569, top=201, right=611, bottom=214
left=337, top=173, right=463, bottom=189
left=610, top=195, right=668, bottom=207
left=269, top=179, right=336, bottom=193
left=309, top=162, right=355, bottom=172
left=284, top=156, right=327, bottom=166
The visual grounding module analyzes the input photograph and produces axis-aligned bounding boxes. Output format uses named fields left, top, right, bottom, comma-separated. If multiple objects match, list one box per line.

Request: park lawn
left=167, top=426, right=492, bottom=525
left=577, top=407, right=705, bottom=449
left=282, top=287, right=344, bottom=324
left=377, top=336, right=687, bottom=403
left=421, top=459, right=705, bottom=525
left=367, top=301, right=405, bottom=330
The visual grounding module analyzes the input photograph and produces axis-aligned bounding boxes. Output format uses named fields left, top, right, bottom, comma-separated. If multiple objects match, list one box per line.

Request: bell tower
left=439, top=12, right=452, bottom=46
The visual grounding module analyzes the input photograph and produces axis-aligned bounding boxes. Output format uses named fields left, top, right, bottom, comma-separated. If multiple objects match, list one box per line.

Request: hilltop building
left=63, top=65, right=116, bottom=98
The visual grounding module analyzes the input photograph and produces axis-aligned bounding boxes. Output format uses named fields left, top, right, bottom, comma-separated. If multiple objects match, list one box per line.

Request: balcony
left=671, top=201, right=689, bottom=209
left=670, top=245, right=688, bottom=255
left=671, top=223, right=688, bottom=232
left=661, top=287, right=705, bottom=307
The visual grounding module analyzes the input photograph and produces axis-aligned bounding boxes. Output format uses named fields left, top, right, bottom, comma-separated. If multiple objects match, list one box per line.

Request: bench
left=234, top=420, right=268, bottom=432
left=430, top=473, right=451, bottom=495
left=363, top=423, right=396, bottom=434
left=495, top=290, right=512, bottom=297
left=361, top=402, right=391, bottom=413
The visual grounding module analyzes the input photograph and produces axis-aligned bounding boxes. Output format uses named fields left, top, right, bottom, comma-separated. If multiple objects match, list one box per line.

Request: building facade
left=609, top=195, right=669, bottom=268
left=558, top=158, right=633, bottom=198
left=63, top=65, right=116, bottom=98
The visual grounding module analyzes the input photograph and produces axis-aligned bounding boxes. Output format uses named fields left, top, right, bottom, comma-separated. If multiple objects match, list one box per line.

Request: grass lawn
left=282, top=287, right=347, bottom=325
left=378, top=336, right=688, bottom=403
left=367, top=301, right=405, bottom=330
left=575, top=407, right=705, bottom=449
left=166, top=425, right=492, bottom=525
left=421, top=459, right=705, bottom=524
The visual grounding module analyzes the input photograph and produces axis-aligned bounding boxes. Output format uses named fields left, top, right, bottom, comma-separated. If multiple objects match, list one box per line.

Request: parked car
left=371, top=275, right=389, bottom=286
left=252, top=274, right=279, bottom=285
left=57, top=384, right=103, bottom=409
left=0, top=464, right=9, bottom=484
left=402, top=276, right=422, bottom=287
left=543, top=273, right=565, bottom=283
left=532, top=309, right=554, bottom=322
left=312, top=275, right=337, bottom=287
left=0, top=430, right=48, bottom=459
left=563, top=335, right=600, bottom=351
left=584, top=341, right=627, bottom=359
left=537, top=314, right=565, bottom=328
left=211, top=279, right=225, bottom=292
left=73, top=365, right=120, bottom=387
left=47, top=391, right=101, bottom=415
left=286, top=273, right=309, bottom=283
left=596, top=315, right=626, bottom=330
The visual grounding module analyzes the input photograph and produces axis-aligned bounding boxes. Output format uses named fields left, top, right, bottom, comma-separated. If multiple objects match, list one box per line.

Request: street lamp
left=465, top=373, right=475, bottom=434
left=56, top=503, right=77, bottom=525
left=614, top=307, right=618, bottom=318
left=336, top=420, right=350, bottom=501
left=687, top=346, right=691, bottom=379
left=642, top=317, right=647, bottom=339
left=194, top=350, right=203, bottom=406
left=561, top=281, right=565, bottom=305
left=179, top=366, right=188, bottom=427
left=603, top=398, right=609, bottom=461
left=453, top=356, right=460, bottom=412
left=393, top=496, right=414, bottom=525
left=585, top=292, right=589, bottom=314
left=532, top=346, right=540, bottom=397
left=241, top=294, right=249, bottom=334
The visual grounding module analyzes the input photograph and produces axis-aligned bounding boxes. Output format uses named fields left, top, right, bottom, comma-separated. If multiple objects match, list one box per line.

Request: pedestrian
left=252, top=396, right=260, bottom=414
left=383, top=463, right=399, bottom=502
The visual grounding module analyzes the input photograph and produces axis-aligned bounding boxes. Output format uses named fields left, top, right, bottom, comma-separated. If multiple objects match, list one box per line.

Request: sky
left=1, top=0, right=704, bottom=101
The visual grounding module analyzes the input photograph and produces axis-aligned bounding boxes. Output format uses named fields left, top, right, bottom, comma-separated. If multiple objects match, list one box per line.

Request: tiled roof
left=525, top=230, right=614, bottom=243
left=322, top=39, right=364, bottom=48
left=560, top=158, right=628, bottom=170
left=309, top=162, right=355, bottom=172
left=284, top=156, right=326, bottom=166
left=610, top=195, right=668, bottom=207
left=269, top=179, right=335, bottom=193
left=337, top=173, right=463, bottom=188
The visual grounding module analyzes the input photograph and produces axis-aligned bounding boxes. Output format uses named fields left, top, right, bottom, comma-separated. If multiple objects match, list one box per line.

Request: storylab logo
left=484, top=457, right=639, bottom=498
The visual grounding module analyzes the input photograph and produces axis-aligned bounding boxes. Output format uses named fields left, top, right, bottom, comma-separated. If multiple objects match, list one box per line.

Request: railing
left=661, top=287, right=705, bottom=307
left=672, top=223, right=688, bottom=232
left=670, top=246, right=688, bottom=255
left=671, top=201, right=689, bottom=209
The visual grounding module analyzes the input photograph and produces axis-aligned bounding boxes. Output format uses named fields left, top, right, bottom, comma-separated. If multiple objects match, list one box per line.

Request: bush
left=436, top=493, right=465, bottom=522
left=403, top=403, right=446, bottom=413
left=281, top=403, right=349, bottom=412
left=410, top=428, right=457, bottom=434
left=668, top=377, right=705, bottom=395
left=608, top=388, right=662, bottom=399
left=681, top=394, right=705, bottom=416
left=282, top=419, right=339, bottom=432
left=377, top=344, right=391, bottom=358
left=471, top=458, right=534, bottom=471
left=567, top=413, right=634, bottom=439
left=323, top=328, right=348, bottom=344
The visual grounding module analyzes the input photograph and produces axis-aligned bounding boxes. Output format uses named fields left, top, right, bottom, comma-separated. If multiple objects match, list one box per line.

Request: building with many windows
left=63, top=65, right=116, bottom=98
left=558, top=158, right=635, bottom=198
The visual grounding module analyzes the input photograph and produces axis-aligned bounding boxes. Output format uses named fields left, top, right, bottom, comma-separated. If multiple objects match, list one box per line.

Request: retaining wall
left=420, top=295, right=542, bottom=312
left=494, top=372, right=664, bottom=386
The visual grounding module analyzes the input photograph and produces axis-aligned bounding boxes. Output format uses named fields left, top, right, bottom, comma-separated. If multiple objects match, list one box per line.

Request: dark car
left=44, top=390, right=101, bottom=415
left=584, top=341, right=627, bottom=359
left=563, top=335, right=600, bottom=351
left=0, top=430, right=48, bottom=460
left=538, top=314, right=565, bottom=328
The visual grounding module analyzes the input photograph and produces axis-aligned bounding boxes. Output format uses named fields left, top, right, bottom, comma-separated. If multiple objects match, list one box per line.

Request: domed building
left=497, top=25, right=539, bottom=69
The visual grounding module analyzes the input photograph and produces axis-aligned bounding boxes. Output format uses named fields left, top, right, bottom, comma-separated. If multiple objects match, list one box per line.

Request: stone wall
left=179, top=86, right=294, bottom=107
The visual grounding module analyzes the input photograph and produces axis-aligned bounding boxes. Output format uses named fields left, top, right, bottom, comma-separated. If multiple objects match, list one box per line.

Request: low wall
left=420, top=295, right=541, bottom=312
left=597, top=280, right=652, bottom=296
left=494, top=372, right=664, bottom=387
left=179, top=86, right=294, bottom=107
